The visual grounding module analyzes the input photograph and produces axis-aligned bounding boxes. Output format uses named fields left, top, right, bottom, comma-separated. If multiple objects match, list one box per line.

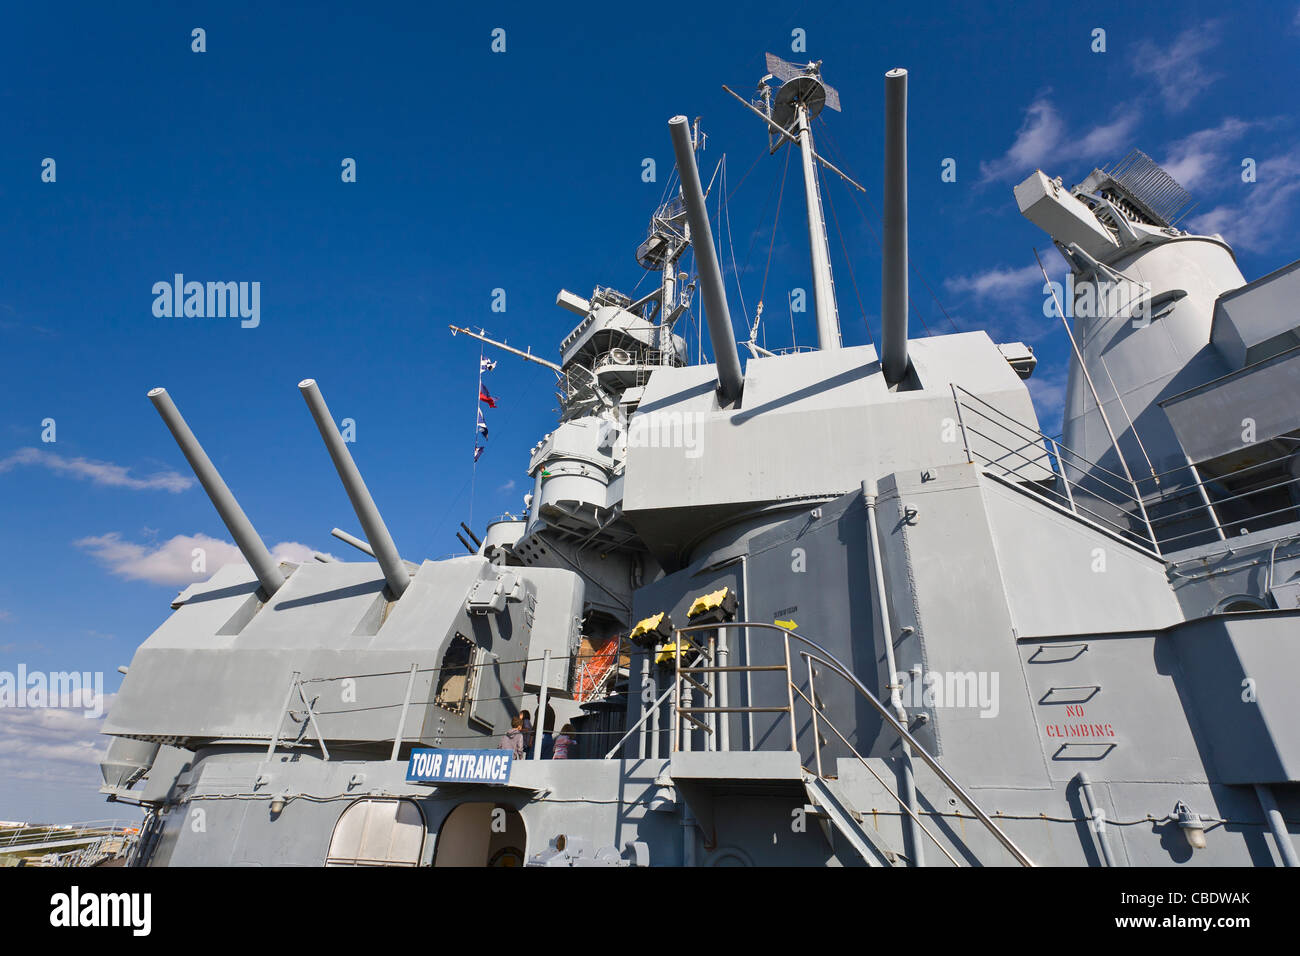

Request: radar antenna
left=722, top=54, right=864, bottom=351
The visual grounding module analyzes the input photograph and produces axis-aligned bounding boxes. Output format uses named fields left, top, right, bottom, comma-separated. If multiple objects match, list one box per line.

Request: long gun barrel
left=668, top=115, right=744, bottom=404
left=881, top=68, right=911, bottom=386
left=299, top=379, right=410, bottom=597
left=147, top=387, right=285, bottom=597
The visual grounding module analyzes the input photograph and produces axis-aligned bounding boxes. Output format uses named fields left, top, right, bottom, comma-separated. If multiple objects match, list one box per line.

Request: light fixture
left=1175, top=801, right=1207, bottom=850
left=270, top=792, right=288, bottom=816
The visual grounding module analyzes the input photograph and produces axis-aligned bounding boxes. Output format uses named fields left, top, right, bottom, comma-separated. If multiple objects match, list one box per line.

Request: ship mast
left=725, top=54, right=865, bottom=352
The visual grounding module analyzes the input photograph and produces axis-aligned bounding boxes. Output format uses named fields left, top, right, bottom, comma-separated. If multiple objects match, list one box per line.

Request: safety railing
left=951, top=384, right=1161, bottom=555
left=668, top=621, right=1035, bottom=867
left=0, top=820, right=138, bottom=852
left=1132, top=450, right=1300, bottom=548
left=258, top=648, right=634, bottom=761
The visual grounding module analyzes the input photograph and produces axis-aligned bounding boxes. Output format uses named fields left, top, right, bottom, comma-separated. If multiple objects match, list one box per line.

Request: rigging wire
left=726, top=145, right=769, bottom=205
left=720, top=154, right=751, bottom=328
left=820, top=164, right=874, bottom=346
left=815, top=117, right=960, bottom=336
left=760, top=144, right=793, bottom=334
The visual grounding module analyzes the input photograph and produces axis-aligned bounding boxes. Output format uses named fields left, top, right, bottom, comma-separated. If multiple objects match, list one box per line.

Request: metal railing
left=668, top=621, right=1035, bottom=867
left=952, top=385, right=1161, bottom=554
left=0, top=820, right=138, bottom=854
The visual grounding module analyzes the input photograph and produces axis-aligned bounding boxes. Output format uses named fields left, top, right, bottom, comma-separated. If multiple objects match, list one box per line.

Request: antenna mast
left=726, top=54, right=856, bottom=351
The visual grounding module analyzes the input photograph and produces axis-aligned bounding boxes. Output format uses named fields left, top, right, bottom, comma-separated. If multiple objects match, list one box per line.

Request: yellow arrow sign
left=774, top=619, right=798, bottom=630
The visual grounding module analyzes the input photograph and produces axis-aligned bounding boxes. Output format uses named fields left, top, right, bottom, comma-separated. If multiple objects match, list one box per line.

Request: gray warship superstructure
left=97, top=58, right=1300, bottom=867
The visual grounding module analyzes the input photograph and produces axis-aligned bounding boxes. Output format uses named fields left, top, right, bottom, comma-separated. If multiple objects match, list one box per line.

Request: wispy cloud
left=944, top=258, right=1068, bottom=345
left=498, top=479, right=517, bottom=494
left=75, top=532, right=325, bottom=586
left=0, top=692, right=115, bottom=812
left=945, top=263, right=1044, bottom=300
left=1191, top=150, right=1300, bottom=251
left=1159, top=117, right=1255, bottom=190
left=0, top=447, right=193, bottom=493
left=1132, top=22, right=1222, bottom=112
left=979, top=99, right=1141, bottom=184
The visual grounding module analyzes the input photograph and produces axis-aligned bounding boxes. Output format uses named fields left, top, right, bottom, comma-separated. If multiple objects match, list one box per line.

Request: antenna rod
left=330, top=527, right=375, bottom=558
left=300, top=379, right=410, bottom=597
left=881, top=68, right=911, bottom=385
left=449, top=325, right=564, bottom=375
left=147, top=388, right=285, bottom=598
left=668, top=114, right=744, bottom=404
left=721, top=85, right=865, bottom=192
left=795, top=100, right=841, bottom=350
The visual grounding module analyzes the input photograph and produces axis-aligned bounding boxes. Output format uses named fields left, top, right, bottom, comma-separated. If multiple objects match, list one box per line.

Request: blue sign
left=406, top=748, right=512, bottom=785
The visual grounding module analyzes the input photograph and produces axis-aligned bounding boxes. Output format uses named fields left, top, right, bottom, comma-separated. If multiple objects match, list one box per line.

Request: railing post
left=706, top=633, right=717, bottom=752
left=534, top=649, right=551, bottom=760
left=717, top=629, right=731, bottom=752
left=1186, top=455, right=1226, bottom=542
left=298, top=682, right=331, bottom=761
left=806, top=655, right=823, bottom=779
left=390, top=662, right=419, bottom=761
left=638, top=652, right=650, bottom=758
left=267, top=670, right=302, bottom=760
left=1050, top=438, right=1076, bottom=514
left=1130, top=478, right=1161, bottom=555
left=783, top=632, right=798, bottom=752
left=950, top=384, right=973, bottom=464
left=671, top=633, right=681, bottom=753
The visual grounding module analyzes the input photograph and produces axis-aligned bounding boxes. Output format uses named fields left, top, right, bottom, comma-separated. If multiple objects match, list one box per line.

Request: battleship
left=95, top=55, right=1300, bottom=867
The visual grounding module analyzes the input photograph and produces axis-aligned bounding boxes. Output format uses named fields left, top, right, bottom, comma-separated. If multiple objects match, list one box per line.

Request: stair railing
left=670, top=621, right=1035, bottom=867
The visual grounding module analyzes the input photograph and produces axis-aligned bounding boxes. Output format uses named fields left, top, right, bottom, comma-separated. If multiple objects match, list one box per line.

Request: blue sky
left=2, top=1, right=1298, bottom=821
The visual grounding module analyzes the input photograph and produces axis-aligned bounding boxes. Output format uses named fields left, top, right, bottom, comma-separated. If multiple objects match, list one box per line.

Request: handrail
left=604, top=683, right=677, bottom=759
left=672, top=621, right=1035, bottom=867
left=952, top=385, right=1160, bottom=554
left=790, top=666, right=960, bottom=867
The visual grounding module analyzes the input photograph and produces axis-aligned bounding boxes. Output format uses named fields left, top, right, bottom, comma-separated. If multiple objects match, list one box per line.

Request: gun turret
left=147, top=387, right=285, bottom=597
left=668, top=115, right=744, bottom=405
left=299, top=379, right=410, bottom=597
left=881, top=68, right=911, bottom=386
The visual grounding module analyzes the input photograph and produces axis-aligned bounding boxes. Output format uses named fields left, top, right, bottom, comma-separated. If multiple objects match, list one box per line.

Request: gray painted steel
left=147, top=387, right=284, bottom=597
left=95, top=58, right=1300, bottom=870
left=668, top=115, right=743, bottom=404
left=881, top=69, right=910, bottom=385
left=299, top=379, right=410, bottom=597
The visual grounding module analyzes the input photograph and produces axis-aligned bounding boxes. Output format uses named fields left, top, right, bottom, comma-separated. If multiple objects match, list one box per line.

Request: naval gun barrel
left=147, top=387, right=285, bottom=597
left=881, top=68, right=911, bottom=386
left=668, top=115, right=744, bottom=404
left=299, top=379, right=410, bottom=597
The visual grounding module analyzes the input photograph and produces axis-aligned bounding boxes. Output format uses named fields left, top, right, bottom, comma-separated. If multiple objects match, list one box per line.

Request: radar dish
left=763, top=52, right=841, bottom=122
left=765, top=52, right=805, bottom=83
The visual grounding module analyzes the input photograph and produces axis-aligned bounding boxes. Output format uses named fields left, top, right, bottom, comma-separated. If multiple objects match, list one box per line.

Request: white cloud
left=979, top=98, right=1064, bottom=183
left=0, top=692, right=115, bottom=814
left=979, top=99, right=1142, bottom=184
left=1159, top=117, right=1254, bottom=190
left=945, top=263, right=1044, bottom=300
left=1191, top=151, right=1300, bottom=251
left=1132, top=23, right=1222, bottom=112
left=75, top=532, right=325, bottom=586
left=0, top=447, right=193, bottom=493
